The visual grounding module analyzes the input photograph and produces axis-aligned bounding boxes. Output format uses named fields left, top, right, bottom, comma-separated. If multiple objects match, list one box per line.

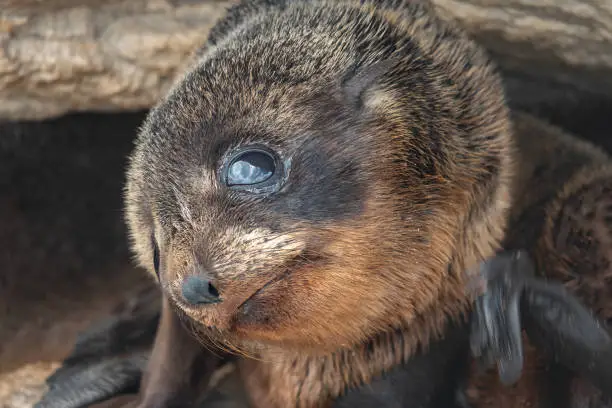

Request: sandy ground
left=0, top=362, right=59, bottom=408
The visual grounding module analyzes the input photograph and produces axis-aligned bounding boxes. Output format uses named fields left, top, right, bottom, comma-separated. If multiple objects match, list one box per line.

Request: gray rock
left=0, top=0, right=231, bottom=120
left=0, top=0, right=610, bottom=121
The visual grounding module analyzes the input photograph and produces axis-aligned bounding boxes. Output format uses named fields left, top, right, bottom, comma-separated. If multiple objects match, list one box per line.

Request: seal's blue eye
left=227, top=150, right=275, bottom=186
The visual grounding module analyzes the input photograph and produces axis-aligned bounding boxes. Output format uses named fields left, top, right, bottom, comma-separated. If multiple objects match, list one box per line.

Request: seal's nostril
left=181, top=275, right=221, bottom=305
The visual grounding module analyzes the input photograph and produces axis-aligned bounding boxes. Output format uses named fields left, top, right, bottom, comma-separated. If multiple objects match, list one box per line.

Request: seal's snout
left=181, top=275, right=221, bottom=305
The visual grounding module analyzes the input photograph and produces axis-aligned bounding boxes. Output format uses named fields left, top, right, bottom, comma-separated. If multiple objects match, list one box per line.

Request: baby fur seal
left=122, top=0, right=513, bottom=406
left=34, top=0, right=612, bottom=406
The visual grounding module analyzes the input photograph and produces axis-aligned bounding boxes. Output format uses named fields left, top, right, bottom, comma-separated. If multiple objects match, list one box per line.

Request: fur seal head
left=124, top=0, right=514, bottom=353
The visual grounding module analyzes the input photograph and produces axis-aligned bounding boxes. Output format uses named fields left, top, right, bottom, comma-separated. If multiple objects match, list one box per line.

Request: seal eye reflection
left=227, top=150, right=276, bottom=186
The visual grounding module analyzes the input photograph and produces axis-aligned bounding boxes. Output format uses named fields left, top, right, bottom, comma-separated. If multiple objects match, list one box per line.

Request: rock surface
left=433, top=0, right=612, bottom=96
left=0, top=0, right=611, bottom=120
left=0, top=362, right=58, bottom=408
left=0, top=0, right=232, bottom=120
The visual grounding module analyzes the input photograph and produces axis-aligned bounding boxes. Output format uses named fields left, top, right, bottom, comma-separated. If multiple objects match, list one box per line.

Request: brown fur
left=91, top=108, right=612, bottom=408
left=19, top=1, right=611, bottom=407
left=123, top=0, right=514, bottom=407
left=17, top=1, right=612, bottom=407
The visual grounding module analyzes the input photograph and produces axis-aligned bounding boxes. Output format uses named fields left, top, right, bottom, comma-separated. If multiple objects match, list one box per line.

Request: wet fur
left=31, top=1, right=612, bottom=408
left=35, top=110, right=612, bottom=408
left=123, top=0, right=513, bottom=406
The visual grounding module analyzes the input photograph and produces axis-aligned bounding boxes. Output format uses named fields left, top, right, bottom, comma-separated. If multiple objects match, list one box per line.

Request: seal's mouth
left=169, top=249, right=327, bottom=335
left=236, top=246, right=327, bottom=310
left=236, top=267, right=294, bottom=312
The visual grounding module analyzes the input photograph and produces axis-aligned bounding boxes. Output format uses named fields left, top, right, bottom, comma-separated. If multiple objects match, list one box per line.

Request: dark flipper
left=35, top=353, right=149, bottom=408
left=522, top=279, right=612, bottom=393
left=469, top=250, right=529, bottom=385
left=470, top=249, right=612, bottom=393
left=34, top=288, right=161, bottom=408
left=35, top=292, right=230, bottom=408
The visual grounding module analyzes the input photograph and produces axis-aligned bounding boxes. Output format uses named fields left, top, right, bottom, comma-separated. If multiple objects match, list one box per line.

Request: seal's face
left=125, top=58, right=454, bottom=351
left=126, top=71, right=419, bottom=351
left=124, top=3, right=512, bottom=352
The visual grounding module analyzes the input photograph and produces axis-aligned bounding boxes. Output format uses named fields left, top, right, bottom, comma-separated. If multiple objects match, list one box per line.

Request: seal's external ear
left=341, top=56, right=400, bottom=110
